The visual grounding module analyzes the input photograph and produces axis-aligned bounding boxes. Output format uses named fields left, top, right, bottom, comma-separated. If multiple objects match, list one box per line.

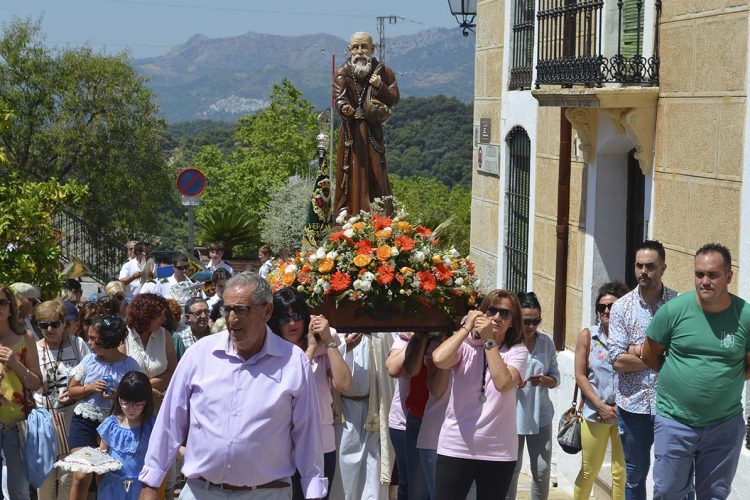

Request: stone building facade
left=469, top=0, right=750, bottom=496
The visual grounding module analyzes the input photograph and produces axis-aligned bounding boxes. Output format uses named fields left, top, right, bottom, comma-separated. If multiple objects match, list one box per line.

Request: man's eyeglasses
left=188, top=309, right=209, bottom=317
left=220, top=304, right=264, bottom=318
left=174, top=265, right=189, bottom=271
left=278, top=311, right=304, bottom=326
left=523, top=318, right=542, bottom=327
left=596, top=303, right=614, bottom=313
left=485, top=306, right=512, bottom=319
left=38, top=320, right=63, bottom=330
left=119, top=399, right=146, bottom=409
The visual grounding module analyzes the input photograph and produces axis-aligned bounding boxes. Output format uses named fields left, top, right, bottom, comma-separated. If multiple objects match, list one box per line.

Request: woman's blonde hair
left=479, top=289, right=523, bottom=347
left=35, top=300, right=66, bottom=321
left=0, top=285, right=25, bottom=335
left=140, top=259, right=156, bottom=284
left=105, top=280, right=125, bottom=297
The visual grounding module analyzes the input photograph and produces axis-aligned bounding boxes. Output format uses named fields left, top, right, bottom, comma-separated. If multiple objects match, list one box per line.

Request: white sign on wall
left=477, top=144, right=499, bottom=175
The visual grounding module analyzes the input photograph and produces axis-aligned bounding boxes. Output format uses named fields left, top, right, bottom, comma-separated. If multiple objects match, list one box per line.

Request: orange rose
left=376, top=245, right=392, bottom=261
left=400, top=266, right=414, bottom=275
left=432, top=254, right=443, bottom=264
left=375, top=228, right=392, bottom=240
left=353, top=254, right=372, bottom=267
left=281, top=272, right=296, bottom=286
left=318, top=258, right=334, bottom=273
left=396, top=221, right=411, bottom=232
left=352, top=222, right=366, bottom=231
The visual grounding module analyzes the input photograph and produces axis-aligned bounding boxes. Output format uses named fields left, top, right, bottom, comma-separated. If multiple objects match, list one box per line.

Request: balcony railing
left=535, top=0, right=661, bottom=88
left=509, top=0, right=536, bottom=90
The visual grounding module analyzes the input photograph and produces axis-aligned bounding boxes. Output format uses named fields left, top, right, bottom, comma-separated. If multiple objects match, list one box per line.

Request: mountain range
left=134, top=28, right=475, bottom=122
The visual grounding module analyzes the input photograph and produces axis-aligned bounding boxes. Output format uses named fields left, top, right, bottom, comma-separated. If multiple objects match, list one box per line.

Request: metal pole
left=188, top=205, right=195, bottom=252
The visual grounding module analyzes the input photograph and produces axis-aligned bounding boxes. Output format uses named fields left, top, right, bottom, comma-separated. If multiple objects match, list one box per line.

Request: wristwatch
left=483, top=339, right=497, bottom=350
left=326, top=341, right=338, bottom=349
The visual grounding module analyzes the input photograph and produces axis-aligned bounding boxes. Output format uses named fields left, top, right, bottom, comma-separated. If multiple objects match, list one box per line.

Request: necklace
left=479, top=350, right=488, bottom=403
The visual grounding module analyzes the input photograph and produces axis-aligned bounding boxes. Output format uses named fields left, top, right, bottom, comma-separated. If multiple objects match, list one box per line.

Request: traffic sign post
left=176, top=168, right=207, bottom=252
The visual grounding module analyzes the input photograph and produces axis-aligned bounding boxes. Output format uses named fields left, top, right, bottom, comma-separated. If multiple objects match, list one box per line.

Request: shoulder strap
left=572, top=328, right=592, bottom=408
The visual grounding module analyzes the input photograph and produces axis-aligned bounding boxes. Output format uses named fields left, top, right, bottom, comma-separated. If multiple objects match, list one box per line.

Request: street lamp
left=447, top=0, right=477, bottom=37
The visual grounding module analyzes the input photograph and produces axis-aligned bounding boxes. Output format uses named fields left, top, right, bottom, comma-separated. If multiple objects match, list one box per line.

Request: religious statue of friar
left=333, top=31, right=400, bottom=218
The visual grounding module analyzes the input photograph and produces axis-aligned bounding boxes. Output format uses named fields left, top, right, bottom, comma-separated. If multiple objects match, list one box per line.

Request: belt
left=197, top=477, right=289, bottom=491
left=341, top=394, right=369, bottom=401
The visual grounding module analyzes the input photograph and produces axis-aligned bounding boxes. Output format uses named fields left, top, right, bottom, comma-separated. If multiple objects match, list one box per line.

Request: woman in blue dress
left=97, top=371, right=155, bottom=499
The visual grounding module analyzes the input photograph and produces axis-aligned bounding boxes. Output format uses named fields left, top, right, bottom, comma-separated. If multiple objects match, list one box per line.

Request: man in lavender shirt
left=138, top=272, right=328, bottom=499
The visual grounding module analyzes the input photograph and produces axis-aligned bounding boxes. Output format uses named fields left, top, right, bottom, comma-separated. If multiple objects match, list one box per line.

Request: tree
left=0, top=18, right=172, bottom=235
left=260, top=176, right=315, bottom=256
left=195, top=79, right=318, bottom=250
left=390, top=175, right=471, bottom=255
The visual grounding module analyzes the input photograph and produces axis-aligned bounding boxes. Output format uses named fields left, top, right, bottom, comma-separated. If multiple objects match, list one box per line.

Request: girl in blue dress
left=97, top=371, right=155, bottom=499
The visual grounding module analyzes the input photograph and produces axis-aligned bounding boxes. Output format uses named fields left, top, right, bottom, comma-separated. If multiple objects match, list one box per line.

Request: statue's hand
left=341, top=104, right=355, bottom=118
left=369, top=74, right=382, bottom=89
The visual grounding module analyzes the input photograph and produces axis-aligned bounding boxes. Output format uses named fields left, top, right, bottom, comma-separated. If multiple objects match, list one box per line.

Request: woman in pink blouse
left=268, top=287, right=352, bottom=500
left=432, top=289, right=527, bottom=500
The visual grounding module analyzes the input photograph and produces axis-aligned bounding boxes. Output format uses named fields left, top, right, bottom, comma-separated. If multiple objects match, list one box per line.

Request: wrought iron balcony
left=509, top=0, right=536, bottom=90
left=535, top=0, right=661, bottom=88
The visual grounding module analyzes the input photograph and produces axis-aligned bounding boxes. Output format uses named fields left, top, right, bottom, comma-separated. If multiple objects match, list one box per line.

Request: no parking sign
left=176, top=168, right=207, bottom=198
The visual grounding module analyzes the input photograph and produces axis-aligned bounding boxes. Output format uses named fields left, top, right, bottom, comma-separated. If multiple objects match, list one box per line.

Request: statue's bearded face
left=348, top=34, right=373, bottom=79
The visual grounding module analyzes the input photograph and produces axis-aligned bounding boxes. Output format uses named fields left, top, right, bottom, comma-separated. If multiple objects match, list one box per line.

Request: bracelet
left=326, top=341, right=338, bottom=349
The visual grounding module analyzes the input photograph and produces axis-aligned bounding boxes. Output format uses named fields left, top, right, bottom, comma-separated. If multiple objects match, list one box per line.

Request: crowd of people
left=0, top=239, right=747, bottom=500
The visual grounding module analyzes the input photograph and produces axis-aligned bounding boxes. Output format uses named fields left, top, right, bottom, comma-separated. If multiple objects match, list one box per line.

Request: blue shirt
left=516, top=332, right=560, bottom=434
left=582, top=324, right=617, bottom=423
left=607, top=285, right=677, bottom=414
left=71, top=353, right=142, bottom=421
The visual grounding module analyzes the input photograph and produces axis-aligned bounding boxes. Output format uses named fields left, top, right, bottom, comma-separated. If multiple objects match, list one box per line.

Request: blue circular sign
left=176, top=168, right=207, bottom=197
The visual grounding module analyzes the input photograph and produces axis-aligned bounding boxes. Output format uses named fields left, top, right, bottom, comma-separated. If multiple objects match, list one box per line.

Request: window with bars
left=504, top=127, right=531, bottom=292
left=509, top=0, right=536, bottom=90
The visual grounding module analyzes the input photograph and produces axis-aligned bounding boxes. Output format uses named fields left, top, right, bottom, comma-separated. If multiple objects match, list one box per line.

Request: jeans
left=418, top=448, right=437, bottom=500
left=0, top=425, right=29, bottom=500
left=506, top=425, right=552, bottom=500
left=390, top=427, right=408, bottom=500
left=617, top=407, right=654, bottom=500
left=406, top=413, right=430, bottom=500
left=653, top=413, right=744, bottom=500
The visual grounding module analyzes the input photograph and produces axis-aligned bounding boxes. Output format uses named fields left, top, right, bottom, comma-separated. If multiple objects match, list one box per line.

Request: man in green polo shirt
left=642, top=243, right=750, bottom=499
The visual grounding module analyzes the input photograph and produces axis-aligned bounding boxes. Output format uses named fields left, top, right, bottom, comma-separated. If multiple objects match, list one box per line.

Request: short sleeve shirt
left=646, top=292, right=750, bottom=427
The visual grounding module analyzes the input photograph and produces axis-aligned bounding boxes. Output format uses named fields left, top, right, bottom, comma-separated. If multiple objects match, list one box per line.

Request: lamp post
left=447, top=0, right=477, bottom=37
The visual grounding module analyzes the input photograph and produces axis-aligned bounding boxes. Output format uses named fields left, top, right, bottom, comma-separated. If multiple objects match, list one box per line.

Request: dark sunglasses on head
left=174, top=265, right=189, bottom=271
left=485, top=306, right=511, bottom=319
left=523, top=318, right=542, bottom=326
left=596, top=303, right=614, bottom=313
left=278, top=311, right=304, bottom=326
left=38, top=320, right=63, bottom=330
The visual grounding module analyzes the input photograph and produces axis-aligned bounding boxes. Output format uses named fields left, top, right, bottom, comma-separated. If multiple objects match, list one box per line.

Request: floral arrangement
left=266, top=198, right=479, bottom=315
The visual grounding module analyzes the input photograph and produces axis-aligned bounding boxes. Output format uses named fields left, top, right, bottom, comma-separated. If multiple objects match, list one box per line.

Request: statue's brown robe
left=333, top=60, right=400, bottom=217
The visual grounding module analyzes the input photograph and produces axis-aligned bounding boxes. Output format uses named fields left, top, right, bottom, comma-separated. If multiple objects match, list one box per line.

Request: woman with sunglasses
left=67, top=315, right=140, bottom=500
left=0, top=284, right=43, bottom=499
left=34, top=300, right=91, bottom=500
left=268, top=287, right=353, bottom=500
left=506, top=292, right=559, bottom=500
left=573, top=281, right=630, bottom=500
left=432, top=289, right=527, bottom=500
left=76, top=302, right=104, bottom=342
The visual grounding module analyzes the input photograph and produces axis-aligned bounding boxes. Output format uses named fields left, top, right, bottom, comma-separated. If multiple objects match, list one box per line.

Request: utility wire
left=103, top=0, right=377, bottom=18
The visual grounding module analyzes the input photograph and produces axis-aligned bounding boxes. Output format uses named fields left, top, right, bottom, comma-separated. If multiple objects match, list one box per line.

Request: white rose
left=343, top=228, right=354, bottom=238
left=323, top=281, right=331, bottom=291
left=443, top=256, right=451, bottom=266
left=413, top=251, right=426, bottom=263
left=362, top=272, right=375, bottom=281
left=353, top=279, right=363, bottom=290
left=359, top=280, right=372, bottom=292
left=316, top=248, right=326, bottom=260
left=308, top=253, right=318, bottom=263
left=450, top=248, right=460, bottom=258
left=455, top=277, right=464, bottom=286
left=326, top=250, right=338, bottom=260
left=336, top=210, right=348, bottom=224
left=316, top=278, right=326, bottom=287
left=285, top=264, right=298, bottom=274
left=343, top=222, right=352, bottom=230
left=390, top=246, right=399, bottom=256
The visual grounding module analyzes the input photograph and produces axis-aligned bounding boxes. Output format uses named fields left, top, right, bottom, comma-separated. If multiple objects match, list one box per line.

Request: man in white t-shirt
left=205, top=241, right=233, bottom=275
left=119, top=242, right=145, bottom=297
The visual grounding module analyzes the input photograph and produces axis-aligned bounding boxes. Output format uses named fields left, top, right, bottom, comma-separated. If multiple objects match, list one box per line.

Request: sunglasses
left=485, top=306, right=512, bottom=319
left=118, top=399, right=146, bottom=409
left=174, top=265, right=188, bottom=271
left=523, top=318, right=542, bottom=326
left=38, top=320, right=63, bottom=330
left=596, top=303, right=614, bottom=313
left=278, top=311, right=304, bottom=325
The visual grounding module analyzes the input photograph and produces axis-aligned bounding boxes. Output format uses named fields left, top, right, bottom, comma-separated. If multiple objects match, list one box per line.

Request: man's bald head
left=349, top=32, right=373, bottom=48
